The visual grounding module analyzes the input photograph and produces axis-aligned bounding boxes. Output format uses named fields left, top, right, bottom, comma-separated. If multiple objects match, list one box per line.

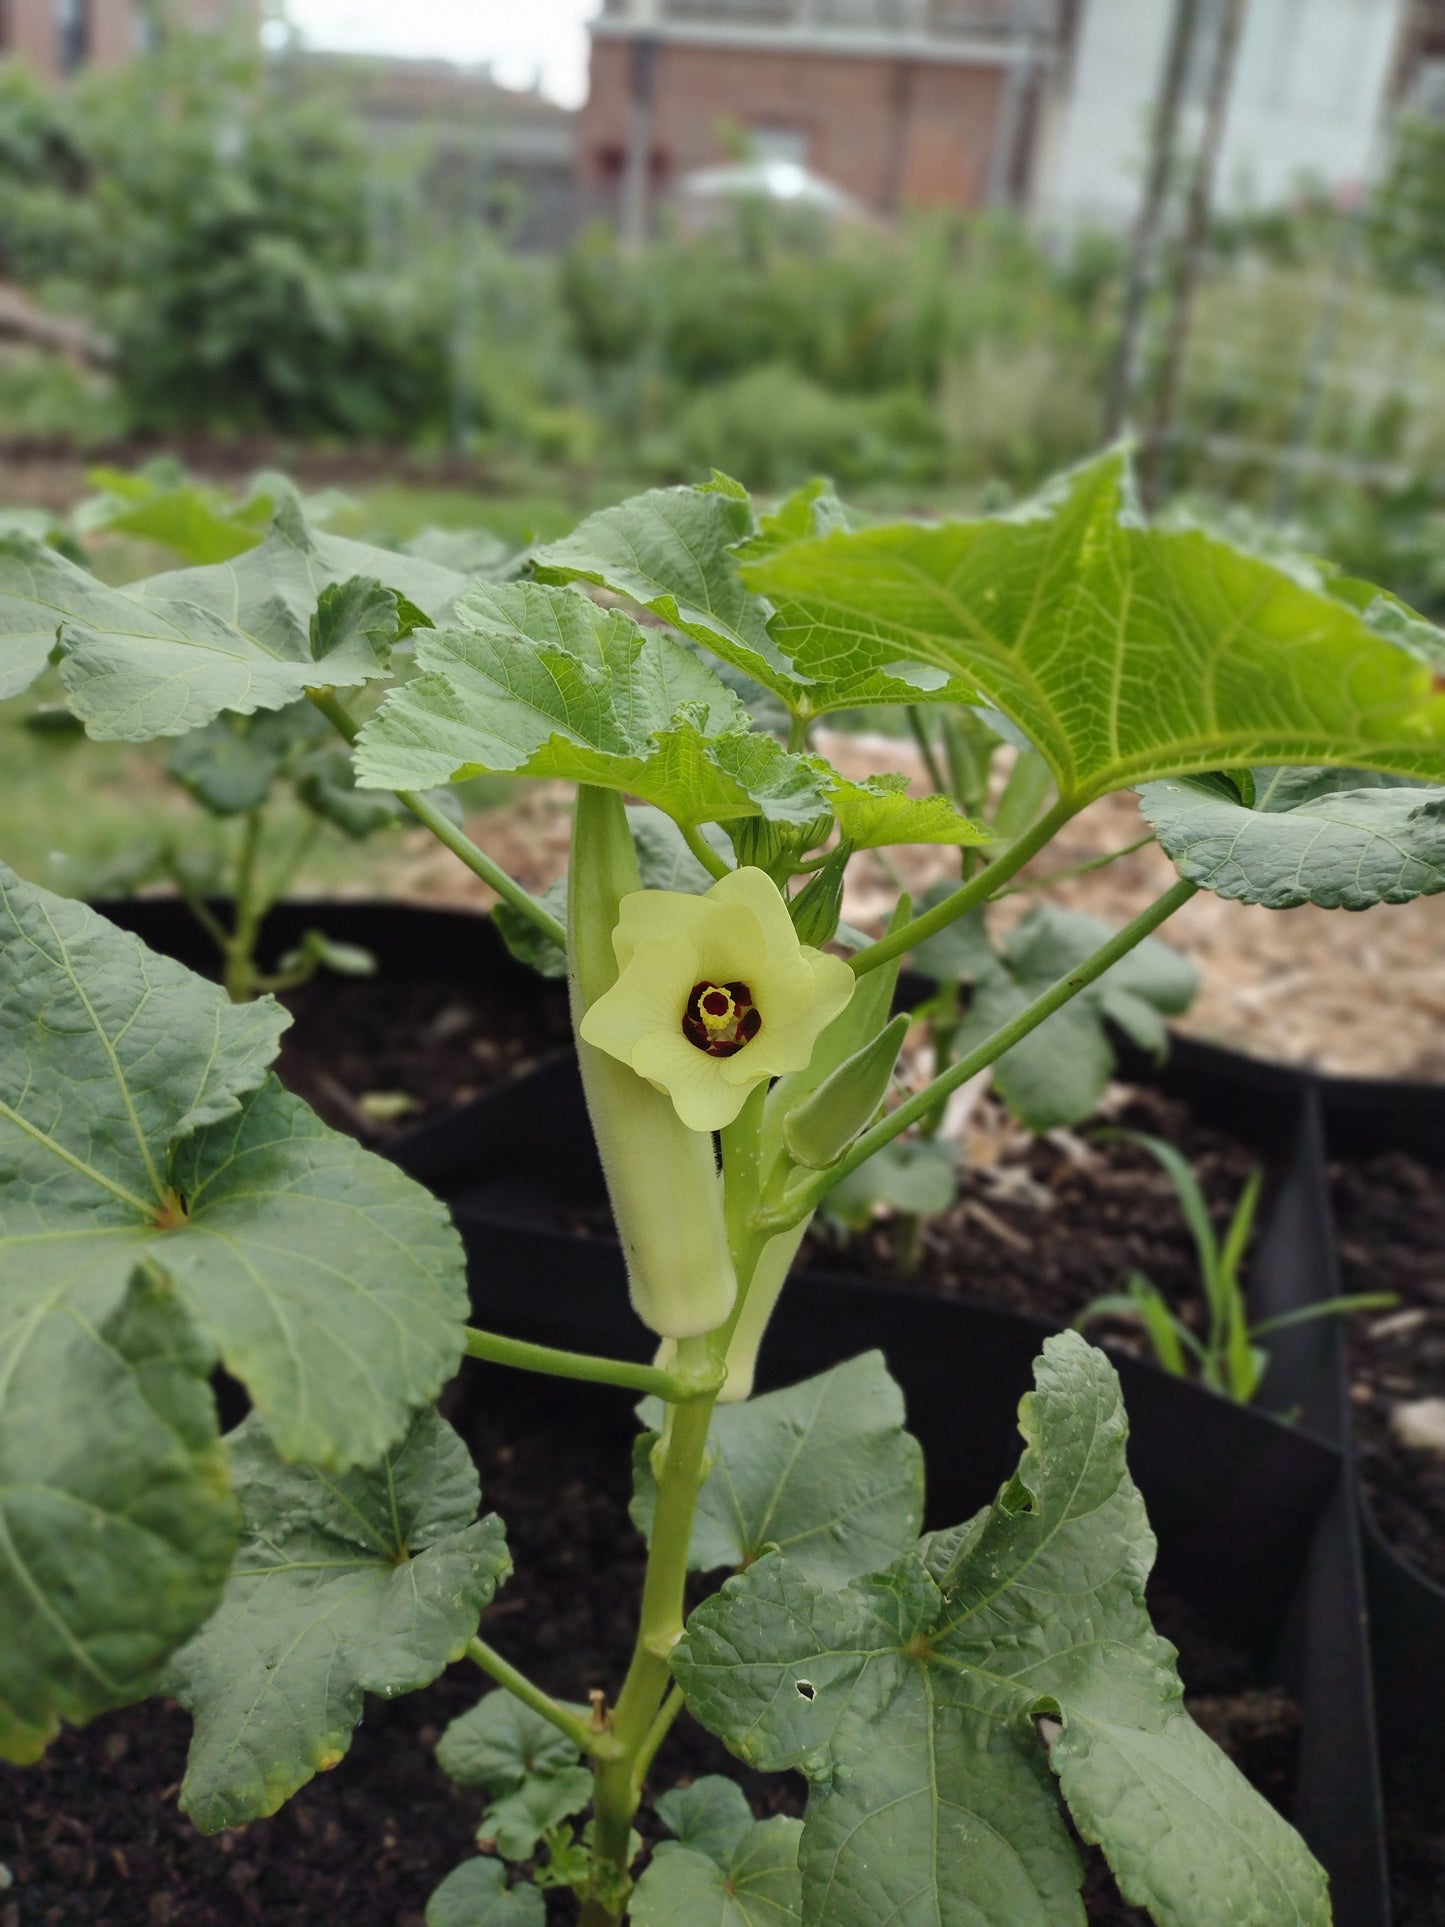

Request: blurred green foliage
left=0, top=38, right=452, bottom=436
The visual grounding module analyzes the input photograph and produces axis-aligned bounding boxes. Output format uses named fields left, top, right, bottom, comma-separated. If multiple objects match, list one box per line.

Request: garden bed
left=797, top=1084, right=1261, bottom=1340
left=90, top=899, right=569, bottom=1146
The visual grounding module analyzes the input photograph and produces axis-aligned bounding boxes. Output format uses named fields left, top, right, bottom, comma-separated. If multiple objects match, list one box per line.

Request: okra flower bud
left=579, top=867, right=855, bottom=1133
left=782, top=1010, right=909, bottom=1169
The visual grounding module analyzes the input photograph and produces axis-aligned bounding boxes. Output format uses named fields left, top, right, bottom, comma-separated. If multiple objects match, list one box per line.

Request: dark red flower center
left=683, top=980, right=762, bottom=1057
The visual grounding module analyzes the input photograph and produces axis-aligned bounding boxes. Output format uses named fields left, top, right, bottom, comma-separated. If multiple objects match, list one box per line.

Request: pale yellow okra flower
left=579, top=865, right=855, bottom=1132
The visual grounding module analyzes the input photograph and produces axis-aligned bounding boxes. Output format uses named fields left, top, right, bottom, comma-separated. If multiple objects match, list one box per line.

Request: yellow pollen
left=698, top=985, right=736, bottom=1033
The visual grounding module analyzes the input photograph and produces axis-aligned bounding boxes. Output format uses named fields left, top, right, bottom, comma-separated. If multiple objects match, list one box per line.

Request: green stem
left=906, top=705, right=950, bottom=795
left=466, top=1637, right=622, bottom=1762
left=222, top=808, right=266, bottom=1003
left=585, top=1392, right=718, bottom=1922
left=778, top=879, right=1199, bottom=1224
left=849, top=795, right=1078, bottom=977
left=996, top=832, right=1158, bottom=896
left=787, top=710, right=810, bottom=752
left=680, top=821, right=732, bottom=881
left=161, top=851, right=231, bottom=955
left=259, top=814, right=322, bottom=914
left=305, top=687, right=566, bottom=949
left=463, top=1325, right=722, bottom=1402
left=630, top=1684, right=685, bottom=1799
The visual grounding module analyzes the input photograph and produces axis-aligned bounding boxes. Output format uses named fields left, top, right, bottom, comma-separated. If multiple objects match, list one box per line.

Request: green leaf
left=74, top=472, right=272, bottom=564
left=309, top=575, right=407, bottom=666
left=821, top=1137, right=957, bottom=1231
left=673, top=1332, right=1329, bottom=1927
left=427, top=1859, right=546, bottom=1927
left=633, top=1354, right=924, bottom=1586
left=0, top=504, right=469, bottom=738
left=655, top=1775, right=757, bottom=1865
left=168, top=1406, right=510, bottom=1832
left=632, top=1817, right=804, bottom=1927
left=292, top=739, right=406, bottom=838
left=746, top=450, right=1445, bottom=799
left=0, top=1260, right=237, bottom=1764
left=354, top=580, right=827, bottom=829
left=817, top=769, right=990, bottom=851
left=945, top=904, right=1197, bottom=1130
left=482, top=1767, right=595, bottom=1859
left=1140, top=766, right=1445, bottom=908
left=166, top=702, right=324, bottom=816
left=406, top=526, right=519, bottom=579
left=437, top=1691, right=586, bottom=1792
left=0, top=869, right=469, bottom=1468
left=533, top=481, right=976, bottom=719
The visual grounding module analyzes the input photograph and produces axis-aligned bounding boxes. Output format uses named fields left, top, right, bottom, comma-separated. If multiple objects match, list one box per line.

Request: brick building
left=0, top=0, right=253, bottom=81
left=579, top=0, right=1075, bottom=224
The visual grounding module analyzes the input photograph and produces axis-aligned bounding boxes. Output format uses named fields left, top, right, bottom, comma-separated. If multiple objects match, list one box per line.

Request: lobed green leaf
left=673, top=1332, right=1329, bottom=1927
left=0, top=501, right=469, bottom=737
left=168, top=1407, right=510, bottom=1832
left=633, top=1353, right=924, bottom=1586
left=0, top=870, right=469, bottom=1469
left=533, top=478, right=977, bottom=719
left=0, top=1262, right=236, bottom=1763
left=747, top=450, right=1445, bottom=801
left=426, top=1859, right=545, bottom=1927
left=354, top=579, right=828, bottom=828
left=1140, top=766, right=1445, bottom=908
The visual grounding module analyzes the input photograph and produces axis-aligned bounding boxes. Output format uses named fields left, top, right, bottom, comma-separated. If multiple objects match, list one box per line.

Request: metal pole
left=1140, top=0, right=1251, bottom=509
left=1103, top=0, right=1204, bottom=440
left=985, top=0, right=1048, bottom=210
left=619, top=33, right=659, bottom=252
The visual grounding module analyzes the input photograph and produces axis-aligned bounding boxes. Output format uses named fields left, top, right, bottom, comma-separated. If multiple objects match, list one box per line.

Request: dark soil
left=0, top=1369, right=1301, bottom=1927
left=273, top=972, right=571, bottom=1145
left=1331, top=1149, right=1445, bottom=1591
left=799, top=1086, right=1263, bottom=1341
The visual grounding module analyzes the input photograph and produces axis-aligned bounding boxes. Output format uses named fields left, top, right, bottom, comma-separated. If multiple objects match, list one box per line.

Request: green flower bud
left=786, top=839, right=852, bottom=948
left=569, top=787, right=738, bottom=1340
left=782, top=1011, right=909, bottom=1170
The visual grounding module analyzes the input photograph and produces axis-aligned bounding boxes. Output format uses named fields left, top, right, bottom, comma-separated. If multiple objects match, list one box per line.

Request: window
left=748, top=126, right=810, bottom=166
left=57, top=0, right=92, bottom=72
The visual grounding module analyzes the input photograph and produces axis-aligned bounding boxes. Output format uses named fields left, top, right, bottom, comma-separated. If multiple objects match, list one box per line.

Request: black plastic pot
left=88, top=895, right=569, bottom=1158
left=1315, top=1072, right=1445, bottom=1768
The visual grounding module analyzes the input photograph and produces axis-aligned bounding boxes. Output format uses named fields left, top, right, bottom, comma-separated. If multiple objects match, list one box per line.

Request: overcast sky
left=281, top=1, right=596, bottom=106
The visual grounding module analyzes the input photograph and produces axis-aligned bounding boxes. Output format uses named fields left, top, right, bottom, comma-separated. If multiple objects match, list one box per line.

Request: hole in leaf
left=796, top=1679, right=816, bottom=1702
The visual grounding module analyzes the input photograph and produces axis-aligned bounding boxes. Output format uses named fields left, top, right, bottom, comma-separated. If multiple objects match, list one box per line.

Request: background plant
left=1075, top=1130, right=1395, bottom=1403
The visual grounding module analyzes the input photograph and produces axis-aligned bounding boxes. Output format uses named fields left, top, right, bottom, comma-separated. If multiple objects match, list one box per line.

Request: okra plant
left=15, top=468, right=518, bottom=1000
left=3, top=452, right=1444, bottom=1925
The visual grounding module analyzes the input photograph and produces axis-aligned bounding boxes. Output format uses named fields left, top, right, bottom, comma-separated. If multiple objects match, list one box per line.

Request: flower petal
left=580, top=936, right=699, bottom=1063
left=611, top=885, right=763, bottom=979
left=631, top=1028, right=751, bottom=1131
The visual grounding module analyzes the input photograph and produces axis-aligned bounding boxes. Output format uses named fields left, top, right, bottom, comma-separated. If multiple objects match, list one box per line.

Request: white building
left=1037, top=0, right=1410, bottom=231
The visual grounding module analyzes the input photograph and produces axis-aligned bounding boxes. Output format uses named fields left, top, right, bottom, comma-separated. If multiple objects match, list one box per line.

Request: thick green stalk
left=305, top=686, right=565, bottom=948
left=849, top=795, right=1077, bottom=977
left=463, top=1324, right=721, bottom=1401
left=583, top=1390, right=718, bottom=1924
left=777, top=879, right=1200, bottom=1225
